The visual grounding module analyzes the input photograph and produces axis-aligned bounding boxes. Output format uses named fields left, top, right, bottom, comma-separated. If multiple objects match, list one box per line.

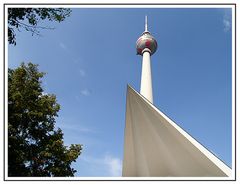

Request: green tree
left=8, top=63, right=82, bottom=177
left=8, top=8, right=71, bottom=45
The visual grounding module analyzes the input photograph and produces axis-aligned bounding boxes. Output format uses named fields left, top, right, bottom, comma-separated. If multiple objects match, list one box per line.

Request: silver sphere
left=136, top=32, right=158, bottom=55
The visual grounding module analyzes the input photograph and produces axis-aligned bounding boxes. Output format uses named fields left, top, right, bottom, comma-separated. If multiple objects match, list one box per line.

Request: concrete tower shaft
left=136, top=16, right=157, bottom=103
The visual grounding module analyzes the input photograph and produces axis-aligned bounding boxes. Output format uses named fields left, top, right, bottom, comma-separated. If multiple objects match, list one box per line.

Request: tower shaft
left=140, top=49, right=153, bottom=103
left=136, top=16, right=157, bottom=104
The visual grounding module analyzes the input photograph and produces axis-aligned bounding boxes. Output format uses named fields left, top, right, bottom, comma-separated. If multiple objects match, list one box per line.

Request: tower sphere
left=136, top=31, right=158, bottom=55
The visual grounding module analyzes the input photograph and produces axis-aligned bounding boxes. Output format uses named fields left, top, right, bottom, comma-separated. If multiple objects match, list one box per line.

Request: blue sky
left=8, top=7, right=232, bottom=177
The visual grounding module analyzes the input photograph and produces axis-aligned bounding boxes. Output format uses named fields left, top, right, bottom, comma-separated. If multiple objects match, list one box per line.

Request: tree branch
left=15, top=19, right=55, bottom=30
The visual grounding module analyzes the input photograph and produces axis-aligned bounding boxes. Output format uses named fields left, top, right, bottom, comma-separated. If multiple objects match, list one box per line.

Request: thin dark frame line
left=234, top=3, right=237, bottom=181
left=3, top=3, right=237, bottom=181
left=3, top=3, right=237, bottom=5
left=3, top=179, right=236, bottom=182
left=3, top=3, right=6, bottom=181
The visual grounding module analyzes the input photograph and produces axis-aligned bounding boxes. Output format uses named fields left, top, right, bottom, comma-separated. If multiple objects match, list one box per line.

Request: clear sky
left=8, top=7, right=232, bottom=177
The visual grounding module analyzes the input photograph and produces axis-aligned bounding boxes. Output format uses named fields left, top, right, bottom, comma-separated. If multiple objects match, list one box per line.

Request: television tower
left=122, top=16, right=231, bottom=177
left=136, top=16, right=157, bottom=103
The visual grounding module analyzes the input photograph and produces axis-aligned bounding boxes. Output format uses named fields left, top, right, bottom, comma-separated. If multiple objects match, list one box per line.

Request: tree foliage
left=8, top=63, right=82, bottom=177
left=8, top=8, right=71, bottom=45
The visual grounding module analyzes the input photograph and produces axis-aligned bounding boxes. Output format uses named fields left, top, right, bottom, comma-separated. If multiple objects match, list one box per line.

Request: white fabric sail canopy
left=122, top=85, right=231, bottom=177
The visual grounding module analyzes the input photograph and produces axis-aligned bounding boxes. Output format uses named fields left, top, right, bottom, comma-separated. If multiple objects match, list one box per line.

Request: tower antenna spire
left=145, top=15, right=148, bottom=32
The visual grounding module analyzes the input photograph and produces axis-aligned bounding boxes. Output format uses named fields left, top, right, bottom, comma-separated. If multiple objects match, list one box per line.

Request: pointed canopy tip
left=127, top=84, right=137, bottom=94
left=127, top=84, right=133, bottom=90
